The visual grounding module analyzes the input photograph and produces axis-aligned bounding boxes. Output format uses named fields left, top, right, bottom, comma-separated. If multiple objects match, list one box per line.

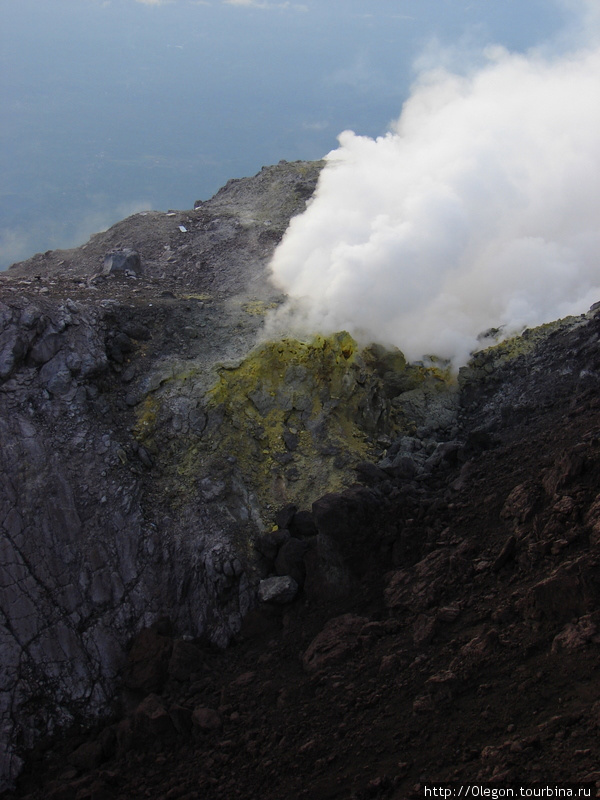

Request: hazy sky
left=0, top=0, right=571, bottom=268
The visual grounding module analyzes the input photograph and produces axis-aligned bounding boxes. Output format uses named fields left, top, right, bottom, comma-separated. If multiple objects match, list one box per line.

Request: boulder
left=302, top=613, right=369, bottom=673
left=312, top=486, right=381, bottom=573
left=122, top=626, right=173, bottom=694
left=169, top=704, right=193, bottom=735
left=424, top=440, right=464, bottom=471
left=255, top=529, right=290, bottom=561
left=354, top=461, right=389, bottom=485
left=68, top=740, right=104, bottom=771
left=274, top=537, right=308, bottom=586
left=543, top=446, right=587, bottom=497
left=389, top=453, right=420, bottom=479
left=288, top=509, right=318, bottom=538
left=102, top=248, right=142, bottom=276
left=500, top=481, right=540, bottom=524
left=274, top=503, right=297, bottom=531
left=192, top=707, right=222, bottom=732
left=527, top=556, right=600, bottom=623
left=133, top=693, right=175, bottom=739
left=258, top=575, right=298, bottom=604
left=551, top=615, right=600, bottom=653
left=168, top=639, right=204, bottom=682
left=302, top=535, right=351, bottom=602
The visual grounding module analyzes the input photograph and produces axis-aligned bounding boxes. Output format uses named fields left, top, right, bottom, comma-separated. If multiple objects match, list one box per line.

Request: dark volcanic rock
left=102, top=248, right=142, bottom=276
left=191, top=707, right=222, bottom=732
left=312, top=486, right=382, bottom=574
left=133, top=694, right=175, bottom=740
left=167, top=640, right=204, bottom=683
left=0, top=160, right=324, bottom=793
left=289, top=508, right=318, bottom=538
left=302, top=613, right=369, bottom=673
left=123, top=627, right=173, bottom=695
left=274, top=537, right=308, bottom=586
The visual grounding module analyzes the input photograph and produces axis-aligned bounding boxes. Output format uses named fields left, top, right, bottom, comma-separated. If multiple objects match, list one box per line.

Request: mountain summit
left=2, top=162, right=600, bottom=797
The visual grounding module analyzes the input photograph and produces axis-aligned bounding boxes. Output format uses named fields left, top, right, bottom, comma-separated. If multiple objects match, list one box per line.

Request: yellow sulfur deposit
left=133, top=332, right=454, bottom=524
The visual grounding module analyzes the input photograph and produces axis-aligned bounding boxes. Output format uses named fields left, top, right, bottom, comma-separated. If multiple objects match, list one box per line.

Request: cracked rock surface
left=0, top=161, right=325, bottom=791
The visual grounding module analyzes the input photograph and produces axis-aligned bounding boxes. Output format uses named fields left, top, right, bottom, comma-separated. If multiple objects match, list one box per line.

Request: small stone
left=258, top=575, right=298, bottom=604
left=192, top=707, right=222, bottom=731
left=169, top=705, right=193, bottom=735
left=437, top=605, right=461, bottom=623
left=412, top=614, right=437, bottom=646
left=231, top=671, right=256, bottom=687
left=102, top=248, right=142, bottom=276
left=412, top=694, right=435, bottom=714
left=133, top=694, right=175, bottom=738
left=137, top=445, right=153, bottom=468
left=68, top=740, right=104, bottom=771
left=59, top=768, right=79, bottom=782
left=379, top=654, right=398, bottom=674
left=302, top=614, right=369, bottom=673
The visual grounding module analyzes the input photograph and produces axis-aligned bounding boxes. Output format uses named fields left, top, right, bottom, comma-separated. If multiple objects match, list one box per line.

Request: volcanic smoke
left=268, top=13, right=600, bottom=366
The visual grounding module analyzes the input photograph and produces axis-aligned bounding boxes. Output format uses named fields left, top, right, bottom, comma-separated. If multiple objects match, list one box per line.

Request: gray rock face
left=0, top=302, right=262, bottom=790
left=0, top=161, right=326, bottom=792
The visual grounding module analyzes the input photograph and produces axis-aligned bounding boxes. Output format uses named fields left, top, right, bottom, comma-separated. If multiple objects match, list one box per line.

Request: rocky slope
left=2, top=161, right=600, bottom=798
left=0, top=159, right=456, bottom=792
left=0, top=160, right=329, bottom=790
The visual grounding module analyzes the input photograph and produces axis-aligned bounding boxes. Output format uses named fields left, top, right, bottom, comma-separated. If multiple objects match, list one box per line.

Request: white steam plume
left=268, top=32, right=600, bottom=365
